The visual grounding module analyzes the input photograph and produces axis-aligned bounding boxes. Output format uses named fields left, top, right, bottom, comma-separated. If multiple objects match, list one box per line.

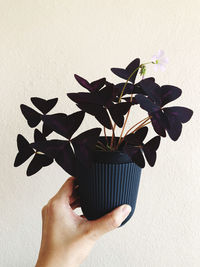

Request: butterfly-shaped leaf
left=42, top=111, right=85, bottom=140
left=124, top=127, right=148, bottom=145
left=77, top=103, right=112, bottom=129
left=163, top=106, right=193, bottom=123
left=20, top=104, right=41, bottom=127
left=123, top=144, right=145, bottom=168
left=67, top=92, right=103, bottom=105
left=71, top=128, right=101, bottom=167
left=111, top=58, right=140, bottom=83
left=135, top=94, right=160, bottom=113
left=159, top=86, right=182, bottom=107
left=14, top=130, right=54, bottom=176
left=26, top=153, right=53, bottom=176
left=116, top=78, right=155, bottom=96
left=123, top=127, right=161, bottom=168
left=31, top=97, right=58, bottom=114
left=32, top=139, right=76, bottom=176
left=143, top=136, right=161, bottom=166
left=139, top=80, right=161, bottom=105
left=108, top=102, right=131, bottom=127
left=74, top=74, right=106, bottom=93
left=14, top=135, right=34, bottom=167
left=42, top=123, right=53, bottom=137
left=34, top=128, right=46, bottom=142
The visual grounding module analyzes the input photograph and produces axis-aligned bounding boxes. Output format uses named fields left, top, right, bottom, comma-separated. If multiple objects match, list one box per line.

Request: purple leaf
left=67, top=92, right=103, bottom=105
left=115, top=83, right=135, bottom=95
left=135, top=94, right=160, bottom=113
left=77, top=103, right=112, bottom=129
left=20, top=104, right=41, bottom=127
left=143, top=136, right=161, bottom=166
left=151, top=111, right=167, bottom=137
left=71, top=128, right=101, bottom=167
left=31, top=97, right=58, bottom=114
left=14, top=135, right=34, bottom=167
left=163, top=106, right=193, bottom=123
left=116, top=78, right=155, bottom=96
left=26, top=154, right=53, bottom=176
left=42, top=123, right=53, bottom=137
left=122, top=97, right=138, bottom=105
left=32, top=139, right=67, bottom=157
left=108, top=102, right=131, bottom=127
left=123, top=145, right=145, bottom=168
left=160, top=85, right=182, bottom=107
left=42, top=111, right=85, bottom=139
left=139, top=81, right=162, bottom=105
left=125, top=127, right=148, bottom=145
left=32, top=139, right=76, bottom=176
left=34, top=129, right=46, bottom=143
left=163, top=109, right=183, bottom=141
left=111, top=58, right=140, bottom=83
left=74, top=74, right=106, bottom=93
left=97, top=82, right=117, bottom=107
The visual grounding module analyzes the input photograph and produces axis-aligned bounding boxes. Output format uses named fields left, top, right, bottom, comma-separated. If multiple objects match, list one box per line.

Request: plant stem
left=111, top=61, right=153, bottom=150
left=106, top=111, right=115, bottom=150
left=117, top=117, right=151, bottom=147
left=97, top=140, right=107, bottom=150
left=131, top=118, right=151, bottom=133
left=103, top=126, right=108, bottom=144
left=112, top=66, right=141, bottom=149
left=124, top=116, right=150, bottom=137
left=116, top=92, right=135, bottom=148
left=96, top=145, right=107, bottom=151
left=140, top=120, right=151, bottom=127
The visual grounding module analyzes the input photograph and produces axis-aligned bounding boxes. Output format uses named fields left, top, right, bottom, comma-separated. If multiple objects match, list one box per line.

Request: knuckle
left=108, top=213, right=120, bottom=228
left=82, top=223, right=94, bottom=239
left=47, top=198, right=59, bottom=213
left=41, top=205, right=46, bottom=216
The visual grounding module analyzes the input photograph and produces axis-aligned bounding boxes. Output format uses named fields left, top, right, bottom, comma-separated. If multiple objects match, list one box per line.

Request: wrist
left=35, top=249, right=79, bottom=267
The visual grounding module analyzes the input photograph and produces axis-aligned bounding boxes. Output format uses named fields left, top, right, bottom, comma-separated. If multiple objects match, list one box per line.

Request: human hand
left=35, top=177, right=132, bottom=267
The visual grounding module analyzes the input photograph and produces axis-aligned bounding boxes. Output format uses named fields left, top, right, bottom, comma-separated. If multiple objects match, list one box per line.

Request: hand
left=35, top=177, right=132, bottom=267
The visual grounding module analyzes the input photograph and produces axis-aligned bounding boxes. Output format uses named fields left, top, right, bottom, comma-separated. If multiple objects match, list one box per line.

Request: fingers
left=69, top=186, right=80, bottom=204
left=55, top=177, right=76, bottom=202
left=86, top=205, right=131, bottom=240
left=70, top=198, right=81, bottom=210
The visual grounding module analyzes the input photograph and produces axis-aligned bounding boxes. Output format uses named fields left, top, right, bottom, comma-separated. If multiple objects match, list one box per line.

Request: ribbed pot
left=77, top=139, right=142, bottom=226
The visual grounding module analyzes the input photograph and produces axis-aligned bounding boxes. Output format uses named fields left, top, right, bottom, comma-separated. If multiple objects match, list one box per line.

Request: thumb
left=88, top=204, right=132, bottom=240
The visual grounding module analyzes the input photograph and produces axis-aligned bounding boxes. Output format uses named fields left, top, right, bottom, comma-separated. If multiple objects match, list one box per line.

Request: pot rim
left=94, top=136, right=132, bottom=164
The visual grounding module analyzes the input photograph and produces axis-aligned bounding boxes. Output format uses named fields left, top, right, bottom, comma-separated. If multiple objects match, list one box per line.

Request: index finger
left=55, top=176, right=76, bottom=202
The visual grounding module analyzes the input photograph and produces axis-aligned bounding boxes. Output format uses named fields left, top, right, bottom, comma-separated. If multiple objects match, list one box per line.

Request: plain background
left=0, top=1, right=199, bottom=266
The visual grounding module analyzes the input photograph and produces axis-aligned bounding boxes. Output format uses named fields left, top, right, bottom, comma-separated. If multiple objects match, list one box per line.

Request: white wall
left=0, top=1, right=199, bottom=266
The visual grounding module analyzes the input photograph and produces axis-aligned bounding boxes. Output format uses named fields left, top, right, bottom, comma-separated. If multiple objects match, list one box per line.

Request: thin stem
left=96, top=145, right=107, bottom=151
left=97, top=140, right=107, bottom=150
left=106, top=111, right=115, bottom=150
left=132, top=118, right=150, bottom=134
left=118, top=67, right=140, bottom=103
left=124, top=116, right=150, bottom=137
left=111, top=61, right=153, bottom=150
left=117, top=117, right=151, bottom=147
left=112, top=66, right=142, bottom=148
left=140, top=121, right=151, bottom=128
left=103, top=126, right=108, bottom=144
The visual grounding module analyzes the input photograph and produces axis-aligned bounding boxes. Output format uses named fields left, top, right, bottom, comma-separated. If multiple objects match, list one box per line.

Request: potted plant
left=14, top=51, right=193, bottom=226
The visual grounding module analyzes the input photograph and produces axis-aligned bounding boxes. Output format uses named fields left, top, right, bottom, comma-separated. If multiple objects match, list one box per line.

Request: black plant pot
left=77, top=137, right=142, bottom=226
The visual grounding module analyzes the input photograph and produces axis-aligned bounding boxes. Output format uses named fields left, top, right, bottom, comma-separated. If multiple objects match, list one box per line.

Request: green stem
left=96, top=145, right=107, bottom=151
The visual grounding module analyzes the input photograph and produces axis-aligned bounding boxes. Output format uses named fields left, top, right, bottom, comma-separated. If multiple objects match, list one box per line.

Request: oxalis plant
left=14, top=50, right=193, bottom=176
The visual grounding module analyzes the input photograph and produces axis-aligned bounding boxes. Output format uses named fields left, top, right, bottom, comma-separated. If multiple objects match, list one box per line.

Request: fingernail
left=121, top=205, right=132, bottom=218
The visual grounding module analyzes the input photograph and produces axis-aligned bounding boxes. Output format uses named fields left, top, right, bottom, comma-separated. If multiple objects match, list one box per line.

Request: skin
left=35, top=177, right=132, bottom=267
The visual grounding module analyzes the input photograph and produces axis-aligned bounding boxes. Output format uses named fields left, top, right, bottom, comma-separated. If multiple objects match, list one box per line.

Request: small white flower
left=151, top=50, right=168, bottom=71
